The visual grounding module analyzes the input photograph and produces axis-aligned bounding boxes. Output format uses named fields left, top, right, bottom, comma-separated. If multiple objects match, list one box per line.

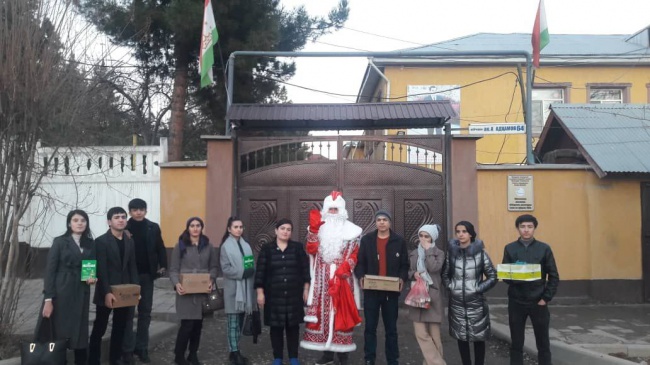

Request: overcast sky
left=276, top=0, right=650, bottom=104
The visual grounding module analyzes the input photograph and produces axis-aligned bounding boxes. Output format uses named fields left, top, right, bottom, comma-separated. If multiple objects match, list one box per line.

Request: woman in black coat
left=40, top=210, right=97, bottom=365
left=254, top=218, right=310, bottom=365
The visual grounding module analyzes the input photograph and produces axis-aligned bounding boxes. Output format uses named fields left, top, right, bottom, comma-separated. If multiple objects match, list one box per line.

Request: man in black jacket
left=502, top=214, right=559, bottom=365
left=354, top=210, right=409, bottom=365
left=123, top=198, right=167, bottom=363
left=89, top=207, right=139, bottom=365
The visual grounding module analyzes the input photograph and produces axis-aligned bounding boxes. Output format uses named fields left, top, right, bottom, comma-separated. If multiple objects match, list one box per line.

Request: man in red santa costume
left=300, top=191, right=362, bottom=365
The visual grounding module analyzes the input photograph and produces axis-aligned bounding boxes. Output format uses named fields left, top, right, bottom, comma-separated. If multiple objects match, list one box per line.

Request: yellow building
left=357, top=30, right=650, bottom=164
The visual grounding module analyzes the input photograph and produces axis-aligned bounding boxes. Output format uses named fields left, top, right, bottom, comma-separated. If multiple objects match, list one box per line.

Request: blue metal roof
left=402, top=33, right=649, bottom=57
left=545, top=104, right=650, bottom=176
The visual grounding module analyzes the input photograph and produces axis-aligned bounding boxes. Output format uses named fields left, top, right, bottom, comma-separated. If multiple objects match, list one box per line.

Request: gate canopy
left=227, top=101, right=456, bottom=131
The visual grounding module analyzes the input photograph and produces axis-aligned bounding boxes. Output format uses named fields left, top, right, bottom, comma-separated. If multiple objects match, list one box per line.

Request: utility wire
left=341, top=26, right=426, bottom=46
left=494, top=78, right=521, bottom=164
left=256, top=71, right=519, bottom=100
left=310, top=39, right=371, bottom=52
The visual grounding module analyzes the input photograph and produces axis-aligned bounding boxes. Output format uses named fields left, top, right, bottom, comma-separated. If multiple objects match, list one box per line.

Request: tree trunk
left=168, top=48, right=190, bottom=161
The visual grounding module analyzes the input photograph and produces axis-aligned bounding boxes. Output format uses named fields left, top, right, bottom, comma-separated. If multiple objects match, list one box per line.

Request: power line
left=257, top=71, right=519, bottom=101
left=310, top=39, right=371, bottom=52
left=341, top=26, right=425, bottom=46
left=494, top=78, right=521, bottom=164
left=340, top=26, right=458, bottom=51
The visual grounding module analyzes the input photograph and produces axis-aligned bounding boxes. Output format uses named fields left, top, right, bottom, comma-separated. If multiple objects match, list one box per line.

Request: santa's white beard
left=318, top=213, right=347, bottom=264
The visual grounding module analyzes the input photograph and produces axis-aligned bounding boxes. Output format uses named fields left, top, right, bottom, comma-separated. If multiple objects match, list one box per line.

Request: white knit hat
left=418, top=224, right=440, bottom=242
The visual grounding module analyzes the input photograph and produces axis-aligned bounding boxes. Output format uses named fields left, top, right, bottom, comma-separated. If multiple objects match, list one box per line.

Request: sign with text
left=469, top=123, right=526, bottom=135
left=507, top=175, right=534, bottom=211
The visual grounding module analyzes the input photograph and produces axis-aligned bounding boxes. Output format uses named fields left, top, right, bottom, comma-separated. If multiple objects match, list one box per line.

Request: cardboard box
left=363, top=275, right=400, bottom=292
left=497, top=264, right=542, bottom=281
left=110, top=284, right=140, bottom=308
left=181, top=273, right=211, bottom=294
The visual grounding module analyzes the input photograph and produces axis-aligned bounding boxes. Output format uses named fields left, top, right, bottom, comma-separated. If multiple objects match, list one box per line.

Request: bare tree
left=94, top=64, right=172, bottom=146
left=0, top=0, right=104, bottom=337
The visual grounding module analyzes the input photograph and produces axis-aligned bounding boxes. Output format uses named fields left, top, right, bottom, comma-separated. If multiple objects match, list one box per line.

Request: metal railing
left=239, top=136, right=443, bottom=173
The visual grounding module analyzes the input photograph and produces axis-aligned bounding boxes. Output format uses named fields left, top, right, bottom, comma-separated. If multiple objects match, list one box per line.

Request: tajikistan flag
left=531, top=0, right=549, bottom=68
left=200, top=0, right=218, bottom=88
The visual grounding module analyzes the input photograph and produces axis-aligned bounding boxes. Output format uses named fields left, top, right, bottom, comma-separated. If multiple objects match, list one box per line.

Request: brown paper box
left=363, top=275, right=400, bottom=292
left=110, top=284, right=141, bottom=308
left=181, top=273, right=211, bottom=294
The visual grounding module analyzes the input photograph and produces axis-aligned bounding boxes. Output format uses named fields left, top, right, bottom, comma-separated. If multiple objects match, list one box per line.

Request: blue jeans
left=123, top=273, right=154, bottom=353
left=363, top=290, right=399, bottom=365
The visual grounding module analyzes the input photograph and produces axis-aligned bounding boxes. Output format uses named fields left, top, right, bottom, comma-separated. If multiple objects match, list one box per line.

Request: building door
left=642, top=183, right=650, bottom=302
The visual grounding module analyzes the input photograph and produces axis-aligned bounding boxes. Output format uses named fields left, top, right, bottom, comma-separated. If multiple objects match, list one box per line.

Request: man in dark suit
left=123, top=198, right=167, bottom=363
left=88, top=207, right=139, bottom=365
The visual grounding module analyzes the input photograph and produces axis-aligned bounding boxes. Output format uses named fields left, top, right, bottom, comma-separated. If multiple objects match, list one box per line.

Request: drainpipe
left=356, top=66, right=370, bottom=103
left=368, top=59, right=390, bottom=102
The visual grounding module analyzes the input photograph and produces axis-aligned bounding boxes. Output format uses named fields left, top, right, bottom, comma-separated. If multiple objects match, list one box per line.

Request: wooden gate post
left=203, top=136, right=234, bottom=244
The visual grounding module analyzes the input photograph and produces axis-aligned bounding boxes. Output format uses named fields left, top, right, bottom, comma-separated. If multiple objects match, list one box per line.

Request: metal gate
left=237, top=134, right=447, bottom=254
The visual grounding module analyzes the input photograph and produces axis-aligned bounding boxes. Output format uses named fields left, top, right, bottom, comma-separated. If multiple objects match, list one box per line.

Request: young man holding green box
left=502, top=214, right=560, bottom=365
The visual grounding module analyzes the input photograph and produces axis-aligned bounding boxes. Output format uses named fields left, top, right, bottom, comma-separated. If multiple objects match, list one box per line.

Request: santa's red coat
left=300, top=232, right=361, bottom=352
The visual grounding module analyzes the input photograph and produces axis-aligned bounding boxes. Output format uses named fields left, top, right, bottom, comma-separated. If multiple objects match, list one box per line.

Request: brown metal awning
left=227, top=101, right=456, bottom=130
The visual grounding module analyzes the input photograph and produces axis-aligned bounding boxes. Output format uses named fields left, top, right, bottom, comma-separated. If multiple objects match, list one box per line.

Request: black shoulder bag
left=203, top=248, right=224, bottom=314
left=21, top=317, right=67, bottom=365
left=242, top=305, right=262, bottom=343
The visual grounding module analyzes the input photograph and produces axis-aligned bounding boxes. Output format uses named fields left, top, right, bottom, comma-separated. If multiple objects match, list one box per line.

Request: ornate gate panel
left=238, top=135, right=447, bottom=254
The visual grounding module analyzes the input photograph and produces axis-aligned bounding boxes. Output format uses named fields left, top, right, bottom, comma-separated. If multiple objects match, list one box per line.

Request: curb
left=490, top=320, right=639, bottom=365
left=0, top=320, right=177, bottom=365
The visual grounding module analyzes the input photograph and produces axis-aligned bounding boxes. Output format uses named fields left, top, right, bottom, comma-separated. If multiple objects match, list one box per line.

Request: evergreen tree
left=76, top=0, right=349, bottom=160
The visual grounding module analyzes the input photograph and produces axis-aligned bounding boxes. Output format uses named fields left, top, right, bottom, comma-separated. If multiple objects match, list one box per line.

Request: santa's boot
left=337, top=352, right=349, bottom=365
left=315, top=351, right=334, bottom=365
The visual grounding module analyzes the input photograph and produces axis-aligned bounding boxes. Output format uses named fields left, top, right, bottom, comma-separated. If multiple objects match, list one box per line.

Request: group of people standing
left=40, top=199, right=167, bottom=365
left=39, top=191, right=559, bottom=365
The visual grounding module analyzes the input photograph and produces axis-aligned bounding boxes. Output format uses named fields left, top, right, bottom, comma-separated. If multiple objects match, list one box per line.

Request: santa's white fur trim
left=340, top=221, right=362, bottom=241
left=353, top=273, right=361, bottom=310
left=307, top=254, right=315, bottom=305
left=304, top=315, right=318, bottom=323
left=299, top=341, right=357, bottom=352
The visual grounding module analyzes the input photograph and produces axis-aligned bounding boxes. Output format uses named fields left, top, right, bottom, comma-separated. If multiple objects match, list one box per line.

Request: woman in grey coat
left=442, top=221, right=497, bottom=365
left=40, top=210, right=97, bottom=365
left=408, top=224, right=446, bottom=365
left=220, top=217, right=255, bottom=365
left=169, top=217, right=218, bottom=365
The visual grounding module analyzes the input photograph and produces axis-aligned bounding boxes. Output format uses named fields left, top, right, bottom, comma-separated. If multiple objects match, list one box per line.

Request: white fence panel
left=20, top=139, right=167, bottom=248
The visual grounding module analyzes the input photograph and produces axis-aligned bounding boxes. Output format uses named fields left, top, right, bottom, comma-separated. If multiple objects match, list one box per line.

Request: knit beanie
left=418, top=224, right=440, bottom=243
left=374, top=209, right=392, bottom=221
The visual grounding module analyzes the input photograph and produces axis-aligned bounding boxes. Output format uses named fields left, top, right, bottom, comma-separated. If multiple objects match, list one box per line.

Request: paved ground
left=490, top=304, right=650, bottom=365
left=490, top=304, right=650, bottom=346
left=9, top=279, right=650, bottom=364
left=148, top=309, right=535, bottom=365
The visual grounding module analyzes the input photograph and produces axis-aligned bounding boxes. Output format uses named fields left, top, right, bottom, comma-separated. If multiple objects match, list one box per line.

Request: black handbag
left=21, top=317, right=67, bottom=365
left=241, top=307, right=262, bottom=343
left=202, top=280, right=224, bottom=314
